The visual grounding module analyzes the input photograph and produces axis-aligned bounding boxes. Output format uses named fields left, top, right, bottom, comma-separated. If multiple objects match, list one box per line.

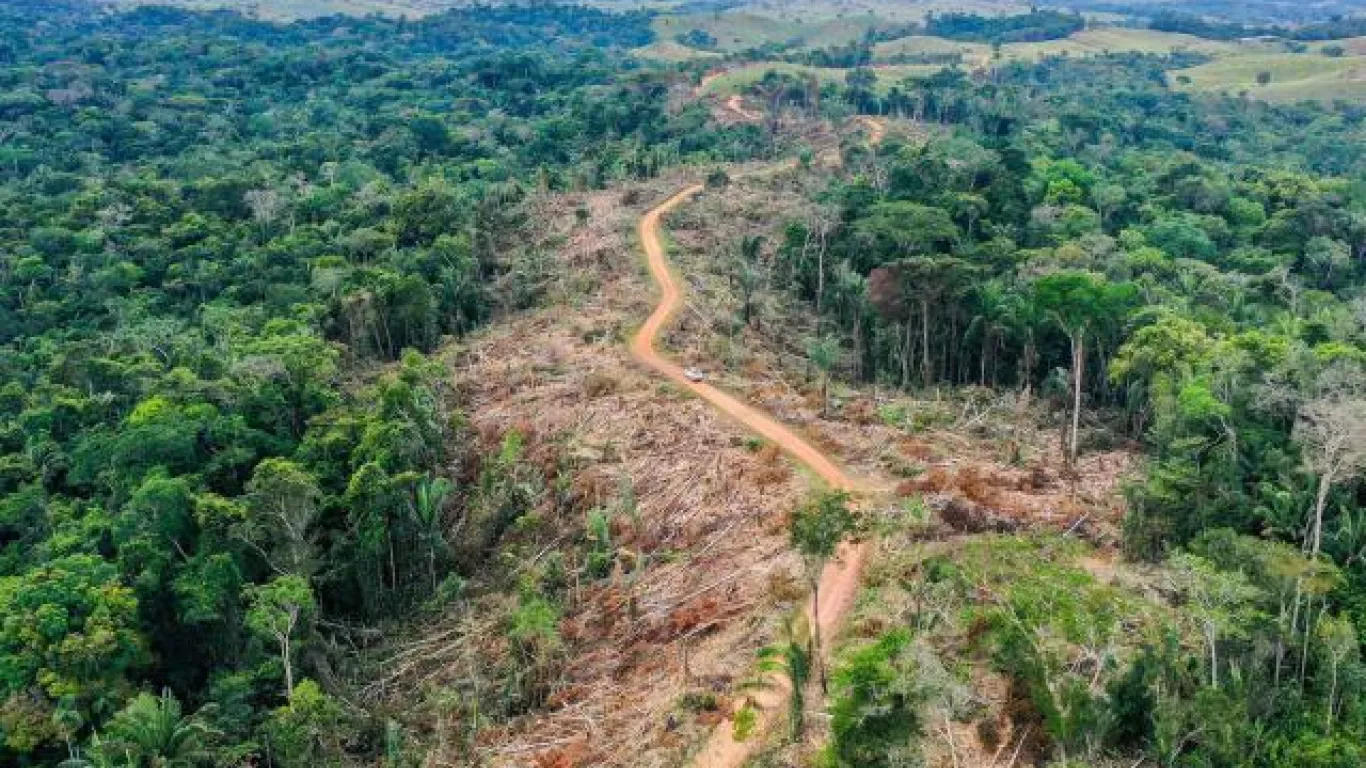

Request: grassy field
left=867, top=24, right=1366, bottom=104
left=650, top=11, right=877, bottom=53
left=648, top=0, right=1032, bottom=53
left=873, top=27, right=1245, bottom=67
left=736, top=0, right=1028, bottom=24
left=1170, top=52, right=1366, bottom=103
left=632, top=40, right=723, bottom=63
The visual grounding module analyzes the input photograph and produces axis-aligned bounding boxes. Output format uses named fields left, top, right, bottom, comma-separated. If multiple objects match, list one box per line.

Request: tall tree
left=1033, top=271, right=1136, bottom=465
left=245, top=576, right=315, bottom=698
left=1294, top=370, right=1366, bottom=560
left=789, top=490, right=856, bottom=694
left=244, top=459, right=322, bottom=579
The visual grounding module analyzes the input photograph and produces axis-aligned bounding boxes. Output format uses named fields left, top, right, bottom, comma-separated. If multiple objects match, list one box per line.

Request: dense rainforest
left=0, top=3, right=774, bottom=765
left=740, top=51, right=1366, bottom=766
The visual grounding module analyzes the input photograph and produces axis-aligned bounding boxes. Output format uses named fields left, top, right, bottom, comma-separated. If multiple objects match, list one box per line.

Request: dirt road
left=630, top=185, right=853, bottom=491
left=723, top=94, right=762, bottom=122
left=631, top=179, right=867, bottom=768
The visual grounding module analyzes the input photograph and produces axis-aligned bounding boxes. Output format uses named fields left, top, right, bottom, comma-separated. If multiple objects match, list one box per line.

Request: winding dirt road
left=630, top=174, right=870, bottom=767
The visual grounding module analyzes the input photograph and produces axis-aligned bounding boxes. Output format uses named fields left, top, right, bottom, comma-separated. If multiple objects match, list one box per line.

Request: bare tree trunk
left=921, top=299, right=932, bottom=389
left=980, top=330, right=989, bottom=387
left=1313, top=470, right=1334, bottom=559
left=815, top=237, right=826, bottom=336
left=812, top=577, right=827, bottom=694
left=1329, top=658, right=1340, bottom=732
left=281, top=635, right=294, bottom=697
left=1207, top=624, right=1218, bottom=688
left=901, top=320, right=913, bottom=390
left=854, top=313, right=865, bottom=381
left=1300, top=596, right=1320, bottom=688
left=1070, top=331, right=1085, bottom=466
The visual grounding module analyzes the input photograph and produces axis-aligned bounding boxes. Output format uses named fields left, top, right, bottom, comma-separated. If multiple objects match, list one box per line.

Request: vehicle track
left=629, top=140, right=882, bottom=766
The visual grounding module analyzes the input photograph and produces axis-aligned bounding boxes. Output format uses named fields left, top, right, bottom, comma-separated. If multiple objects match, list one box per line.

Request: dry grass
left=632, top=40, right=723, bottom=63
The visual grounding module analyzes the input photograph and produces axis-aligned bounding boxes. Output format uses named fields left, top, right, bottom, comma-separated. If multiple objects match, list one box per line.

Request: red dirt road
left=630, top=179, right=866, bottom=768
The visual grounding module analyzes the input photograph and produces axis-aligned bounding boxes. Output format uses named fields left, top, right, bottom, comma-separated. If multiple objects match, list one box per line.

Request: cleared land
left=649, top=0, right=1029, bottom=54
left=632, top=39, right=724, bottom=63
left=874, top=27, right=1247, bottom=66
left=737, top=0, right=1028, bottom=24
left=651, top=11, right=878, bottom=53
left=1170, top=51, right=1366, bottom=103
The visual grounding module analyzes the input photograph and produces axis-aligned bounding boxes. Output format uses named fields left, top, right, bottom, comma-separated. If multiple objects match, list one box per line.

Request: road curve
left=629, top=184, right=853, bottom=491
left=630, top=180, right=866, bottom=768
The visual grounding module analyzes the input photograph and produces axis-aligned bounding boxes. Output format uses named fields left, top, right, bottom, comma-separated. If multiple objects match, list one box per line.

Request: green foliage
left=584, top=508, right=614, bottom=579
left=731, top=702, right=758, bottom=742
left=0, top=0, right=759, bottom=755
left=826, top=629, right=924, bottom=767
left=503, top=587, right=563, bottom=713
left=0, top=555, right=146, bottom=750
left=245, top=576, right=315, bottom=697
left=925, top=10, right=1086, bottom=44
left=790, top=490, right=857, bottom=570
left=264, top=679, right=346, bottom=768
left=87, top=689, right=217, bottom=768
left=754, top=617, right=813, bottom=742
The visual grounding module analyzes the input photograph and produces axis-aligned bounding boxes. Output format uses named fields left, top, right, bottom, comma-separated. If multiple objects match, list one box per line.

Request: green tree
left=412, top=475, right=454, bottom=594
left=753, top=616, right=812, bottom=743
left=245, top=576, right=315, bottom=698
left=244, top=459, right=322, bottom=579
left=806, top=335, right=841, bottom=417
left=867, top=256, right=974, bottom=388
left=827, top=629, right=924, bottom=768
left=0, top=555, right=146, bottom=755
left=264, top=679, right=345, bottom=768
left=1167, top=553, right=1263, bottom=689
left=790, top=490, right=856, bottom=693
left=731, top=235, right=765, bottom=329
left=88, top=689, right=216, bottom=768
left=1033, top=271, right=1136, bottom=465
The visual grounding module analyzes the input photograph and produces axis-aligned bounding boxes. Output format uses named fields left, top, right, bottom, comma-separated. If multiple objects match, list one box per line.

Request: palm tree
left=968, top=281, right=1011, bottom=388
left=753, top=617, right=812, bottom=743
left=412, top=475, right=454, bottom=592
left=80, top=689, right=217, bottom=768
left=806, top=335, right=841, bottom=417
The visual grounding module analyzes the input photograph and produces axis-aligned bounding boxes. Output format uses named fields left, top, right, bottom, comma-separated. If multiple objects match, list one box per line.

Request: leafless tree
left=1294, top=366, right=1366, bottom=559
left=244, top=187, right=283, bottom=240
